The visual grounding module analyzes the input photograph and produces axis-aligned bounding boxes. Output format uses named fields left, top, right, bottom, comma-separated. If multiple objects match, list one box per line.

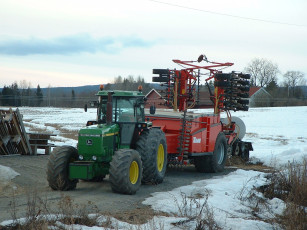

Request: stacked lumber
left=0, top=108, right=32, bottom=155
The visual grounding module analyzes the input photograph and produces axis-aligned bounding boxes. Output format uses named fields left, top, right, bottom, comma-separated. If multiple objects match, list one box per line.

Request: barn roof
left=249, top=86, right=261, bottom=97
left=145, top=88, right=162, bottom=98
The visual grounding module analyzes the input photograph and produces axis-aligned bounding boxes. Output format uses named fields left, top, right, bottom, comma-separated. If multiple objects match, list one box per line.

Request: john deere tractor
left=47, top=88, right=167, bottom=194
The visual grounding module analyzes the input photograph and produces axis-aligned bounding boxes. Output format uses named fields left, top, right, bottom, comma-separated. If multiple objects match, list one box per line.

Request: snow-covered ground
left=226, top=106, right=307, bottom=167
left=0, top=106, right=306, bottom=229
left=19, top=107, right=97, bottom=147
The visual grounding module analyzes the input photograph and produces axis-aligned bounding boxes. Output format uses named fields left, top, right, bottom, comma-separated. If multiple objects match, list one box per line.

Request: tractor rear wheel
left=46, top=146, right=78, bottom=191
left=194, top=133, right=227, bottom=173
left=136, top=128, right=167, bottom=184
left=109, top=149, right=142, bottom=195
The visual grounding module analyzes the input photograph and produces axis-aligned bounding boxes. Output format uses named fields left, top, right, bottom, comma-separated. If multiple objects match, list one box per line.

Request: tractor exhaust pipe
left=106, top=92, right=113, bottom=125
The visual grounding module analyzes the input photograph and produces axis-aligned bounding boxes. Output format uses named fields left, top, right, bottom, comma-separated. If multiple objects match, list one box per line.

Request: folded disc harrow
left=214, top=72, right=251, bottom=112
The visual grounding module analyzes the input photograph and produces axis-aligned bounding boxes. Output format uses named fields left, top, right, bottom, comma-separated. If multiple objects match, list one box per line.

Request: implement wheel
left=194, top=133, right=227, bottom=173
left=136, top=128, right=167, bottom=184
left=46, top=146, right=78, bottom=191
left=109, top=149, right=142, bottom=195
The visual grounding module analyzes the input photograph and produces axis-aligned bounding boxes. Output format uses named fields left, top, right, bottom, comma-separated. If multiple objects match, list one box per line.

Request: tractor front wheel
left=46, top=146, right=78, bottom=191
left=194, top=133, right=227, bottom=173
left=136, top=128, right=167, bottom=184
left=109, top=149, right=142, bottom=195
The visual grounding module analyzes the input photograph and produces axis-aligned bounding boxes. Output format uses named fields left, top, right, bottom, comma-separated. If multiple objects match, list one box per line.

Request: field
left=0, top=106, right=306, bottom=229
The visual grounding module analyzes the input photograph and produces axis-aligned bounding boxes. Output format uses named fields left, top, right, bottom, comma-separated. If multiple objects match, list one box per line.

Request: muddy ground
left=0, top=155, right=238, bottom=223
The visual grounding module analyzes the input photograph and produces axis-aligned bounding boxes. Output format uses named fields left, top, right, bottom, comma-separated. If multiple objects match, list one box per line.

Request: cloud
left=0, top=34, right=155, bottom=56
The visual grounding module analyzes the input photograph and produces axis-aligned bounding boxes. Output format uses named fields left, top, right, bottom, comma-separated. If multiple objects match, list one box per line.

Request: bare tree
left=47, top=84, right=51, bottom=107
left=244, top=58, right=279, bottom=87
left=283, top=71, right=306, bottom=97
left=19, top=80, right=32, bottom=106
left=114, top=75, right=123, bottom=84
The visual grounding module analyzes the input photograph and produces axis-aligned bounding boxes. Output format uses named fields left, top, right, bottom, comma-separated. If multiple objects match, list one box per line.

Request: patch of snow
left=143, top=169, right=276, bottom=229
left=0, top=165, right=20, bottom=184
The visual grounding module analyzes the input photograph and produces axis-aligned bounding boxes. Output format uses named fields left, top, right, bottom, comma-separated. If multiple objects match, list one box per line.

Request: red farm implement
left=147, top=54, right=253, bottom=171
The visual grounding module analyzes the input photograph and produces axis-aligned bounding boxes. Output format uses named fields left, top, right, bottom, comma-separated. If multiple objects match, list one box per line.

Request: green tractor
left=47, top=89, right=167, bottom=194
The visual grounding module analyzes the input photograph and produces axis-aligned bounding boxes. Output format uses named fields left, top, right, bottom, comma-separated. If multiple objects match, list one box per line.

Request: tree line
left=244, top=58, right=307, bottom=106
left=0, top=76, right=152, bottom=107
left=245, top=58, right=306, bottom=90
left=0, top=82, right=43, bottom=107
left=1, top=60, right=306, bottom=108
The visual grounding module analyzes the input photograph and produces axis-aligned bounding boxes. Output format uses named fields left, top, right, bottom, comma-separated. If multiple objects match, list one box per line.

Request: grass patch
left=171, top=190, right=222, bottom=230
left=2, top=191, right=100, bottom=230
left=259, top=157, right=307, bottom=230
left=226, top=156, right=274, bottom=173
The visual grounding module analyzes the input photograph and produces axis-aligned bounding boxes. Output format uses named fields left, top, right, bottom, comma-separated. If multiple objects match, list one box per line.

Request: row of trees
left=105, top=75, right=152, bottom=93
left=0, top=76, right=152, bottom=107
left=245, top=58, right=306, bottom=98
left=0, top=83, right=43, bottom=107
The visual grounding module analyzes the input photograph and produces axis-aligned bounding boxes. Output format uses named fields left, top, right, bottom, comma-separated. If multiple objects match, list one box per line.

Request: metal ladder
left=177, top=110, right=192, bottom=163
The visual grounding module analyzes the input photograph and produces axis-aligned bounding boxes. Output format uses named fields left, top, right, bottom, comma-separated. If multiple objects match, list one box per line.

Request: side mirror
left=150, top=105, right=156, bottom=115
left=84, top=104, right=88, bottom=112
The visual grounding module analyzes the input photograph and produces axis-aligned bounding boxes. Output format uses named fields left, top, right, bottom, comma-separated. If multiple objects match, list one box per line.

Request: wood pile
left=0, top=108, right=32, bottom=155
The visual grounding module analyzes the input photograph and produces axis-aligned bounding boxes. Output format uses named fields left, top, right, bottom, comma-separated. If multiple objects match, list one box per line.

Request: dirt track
left=0, top=155, right=236, bottom=222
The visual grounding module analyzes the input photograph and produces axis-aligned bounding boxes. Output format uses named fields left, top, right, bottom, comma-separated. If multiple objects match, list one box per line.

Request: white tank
left=220, top=116, right=246, bottom=140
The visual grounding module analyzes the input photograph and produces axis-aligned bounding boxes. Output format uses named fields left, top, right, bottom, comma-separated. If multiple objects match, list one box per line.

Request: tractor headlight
left=79, top=155, right=84, bottom=160
left=92, top=156, right=97, bottom=161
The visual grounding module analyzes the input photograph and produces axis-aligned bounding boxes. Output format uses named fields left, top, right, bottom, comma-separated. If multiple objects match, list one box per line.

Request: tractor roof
left=96, top=90, right=144, bottom=97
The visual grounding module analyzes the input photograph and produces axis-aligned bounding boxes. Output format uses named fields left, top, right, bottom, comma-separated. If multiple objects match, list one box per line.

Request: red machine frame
left=147, top=55, right=250, bottom=165
left=172, top=58, right=234, bottom=113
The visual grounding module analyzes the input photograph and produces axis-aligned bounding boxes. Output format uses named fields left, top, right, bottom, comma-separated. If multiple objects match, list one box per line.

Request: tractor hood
left=79, top=123, right=119, bottom=137
left=78, top=124, right=119, bottom=162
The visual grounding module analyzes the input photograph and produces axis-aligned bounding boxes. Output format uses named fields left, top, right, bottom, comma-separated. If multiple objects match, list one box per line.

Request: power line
left=148, top=0, right=307, bottom=28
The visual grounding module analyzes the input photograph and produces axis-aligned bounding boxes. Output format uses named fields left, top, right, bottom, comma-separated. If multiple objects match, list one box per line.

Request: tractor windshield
left=113, top=97, right=144, bottom=122
left=97, top=96, right=144, bottom=123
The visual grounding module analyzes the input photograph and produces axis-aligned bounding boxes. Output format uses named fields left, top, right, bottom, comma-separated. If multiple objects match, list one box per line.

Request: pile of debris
left=0, top=108, right=32, bottom=155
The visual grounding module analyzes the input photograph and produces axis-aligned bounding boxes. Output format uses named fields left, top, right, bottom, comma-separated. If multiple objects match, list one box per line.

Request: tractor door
left=118, top=123, right=136, bottom=147
left=113, top=97, right=141, bottom=148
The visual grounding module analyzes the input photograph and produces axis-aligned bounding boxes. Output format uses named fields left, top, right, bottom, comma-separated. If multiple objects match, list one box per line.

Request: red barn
left=144, top=89, right=168, bottom=109
left=249, top=86, right=272, bottom=107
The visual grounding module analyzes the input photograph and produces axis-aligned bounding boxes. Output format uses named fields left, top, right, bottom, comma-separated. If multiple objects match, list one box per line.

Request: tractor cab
left=97, top=92, right=145, bottom=124
left=96, top=90, right=147, bottom=148
left=83, top=89, right=148, bottom=151
left=86, top=90, right=146, bottom=125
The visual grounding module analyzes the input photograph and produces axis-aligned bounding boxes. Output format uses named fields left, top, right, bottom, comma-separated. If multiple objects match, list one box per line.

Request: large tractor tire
left=194, top=133, right=227, bottom=173
left=109, top=149, right=142, bottom=195
left=153, top=69, right=169, bottom=74
left=46, top=146, right=78, bottom=191
left=136, top=128, right=167, bottom=184
left=214, top=81, right=231, bottom=87
left=215, top=73, right=231, bottom=80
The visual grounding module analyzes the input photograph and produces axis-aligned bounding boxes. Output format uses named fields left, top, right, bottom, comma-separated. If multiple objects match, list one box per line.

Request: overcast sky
left=1, top=0, right=306, bottom=88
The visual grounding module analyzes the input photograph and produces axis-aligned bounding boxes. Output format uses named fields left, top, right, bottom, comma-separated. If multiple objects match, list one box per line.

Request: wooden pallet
left=28, top=133, right=57, bottom=155
left=0, top=108, right=32, bottom=155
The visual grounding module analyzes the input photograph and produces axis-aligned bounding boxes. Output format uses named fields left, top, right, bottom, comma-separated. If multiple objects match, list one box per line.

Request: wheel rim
left=129, top=161, right=139, bottom=184
left=157, top=144, right=164, bottom=172
left=216, top=143, right=225, bottom=165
